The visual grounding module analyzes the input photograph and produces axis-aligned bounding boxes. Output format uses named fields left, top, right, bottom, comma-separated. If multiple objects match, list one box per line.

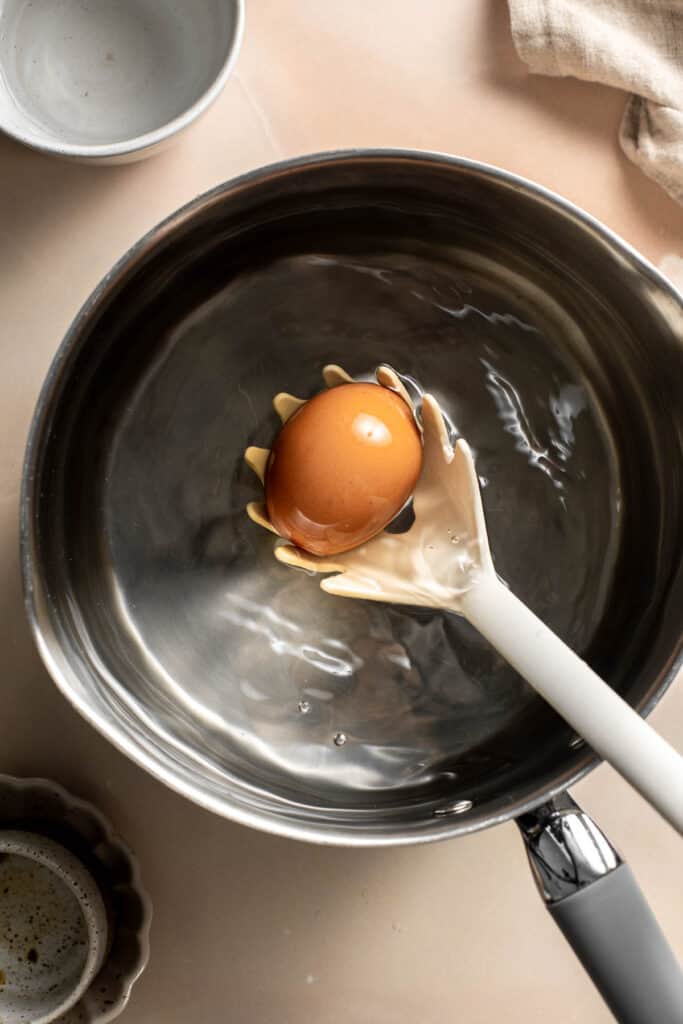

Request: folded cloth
left=508, top=0, right=683, bottom=204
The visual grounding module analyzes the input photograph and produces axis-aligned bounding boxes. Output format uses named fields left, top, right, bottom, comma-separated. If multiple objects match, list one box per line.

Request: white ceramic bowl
left=0, top=830, right=108, bottom=1024
left=0, top=774, right=151, bottom=1023
left=0, top=0, right=244, bottom=161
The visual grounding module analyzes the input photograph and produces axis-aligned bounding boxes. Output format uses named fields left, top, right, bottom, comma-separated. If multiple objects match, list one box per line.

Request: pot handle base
left=518, top=794, right=683, bottom=1024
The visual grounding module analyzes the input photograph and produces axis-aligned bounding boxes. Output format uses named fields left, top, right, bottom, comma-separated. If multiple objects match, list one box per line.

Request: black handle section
left=550, top=863, right=683, bottom=1024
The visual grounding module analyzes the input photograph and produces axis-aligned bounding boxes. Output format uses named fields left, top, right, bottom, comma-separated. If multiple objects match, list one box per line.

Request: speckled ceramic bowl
left=0, top=831, right=108, bottom=1024
left=0, top=775, right=151, bottom=1023
left=0, top=0, right=244, bottom=162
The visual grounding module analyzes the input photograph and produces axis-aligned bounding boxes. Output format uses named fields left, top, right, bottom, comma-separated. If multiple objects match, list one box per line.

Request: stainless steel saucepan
left=21, top=152, right=683, bottom=1022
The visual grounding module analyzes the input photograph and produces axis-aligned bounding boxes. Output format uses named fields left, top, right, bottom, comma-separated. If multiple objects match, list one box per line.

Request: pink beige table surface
left=2, top=3, right=683, bottom=1022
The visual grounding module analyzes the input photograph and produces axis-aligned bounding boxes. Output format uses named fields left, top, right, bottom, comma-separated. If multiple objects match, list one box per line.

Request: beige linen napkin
left=509, top=0, right=683, bottom=203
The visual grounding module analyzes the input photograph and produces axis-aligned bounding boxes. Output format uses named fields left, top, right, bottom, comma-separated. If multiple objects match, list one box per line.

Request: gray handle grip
left=519, top=794, right=683, bottom=1024
left=550, top=864, right=683, bottom=1024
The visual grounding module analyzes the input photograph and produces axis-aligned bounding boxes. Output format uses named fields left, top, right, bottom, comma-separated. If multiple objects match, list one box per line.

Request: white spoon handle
left=461, top=574, right=683, bottom=836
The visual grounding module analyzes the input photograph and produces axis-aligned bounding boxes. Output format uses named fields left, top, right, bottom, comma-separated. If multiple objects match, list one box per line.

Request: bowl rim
left=20, top=148, right=683, bottom=846
left=0, top=0, right=245, bottom=159
left=0, top=829, right=108, bottom=1023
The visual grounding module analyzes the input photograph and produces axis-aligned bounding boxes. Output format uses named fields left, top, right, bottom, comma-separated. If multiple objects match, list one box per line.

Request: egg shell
left=265, top=382, right=423, bottom=556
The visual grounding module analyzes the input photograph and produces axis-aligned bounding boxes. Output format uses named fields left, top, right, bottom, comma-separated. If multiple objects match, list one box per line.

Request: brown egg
left=265, top=382, right=422, bottom=556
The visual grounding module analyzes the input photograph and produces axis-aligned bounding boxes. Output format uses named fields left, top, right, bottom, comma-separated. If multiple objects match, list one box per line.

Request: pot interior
left=27, top=155, right=683, bottom=841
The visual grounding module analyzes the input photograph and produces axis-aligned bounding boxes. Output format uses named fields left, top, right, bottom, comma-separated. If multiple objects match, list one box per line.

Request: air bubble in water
left=298, top=700, right=312, bottom=714
left=333, top=732, right=347, bottom=747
